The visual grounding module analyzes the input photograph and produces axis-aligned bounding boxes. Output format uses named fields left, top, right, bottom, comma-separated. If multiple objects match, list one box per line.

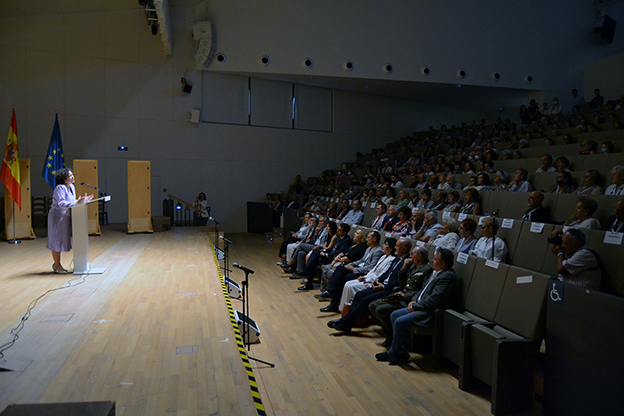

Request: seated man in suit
left=327, top=238, right=412, bottom=334
left=382, top=205, right=400, bottom=232
left=316, top=230, right=384, bottom=305
left=369, top=246, right=433, bottom=347
left=375, top=248, right=461, bottom=364
left=370, top=202, right=389, bottom=230
left=297, top=223, right=352, bottom=290
left=521, top=191, right=552, bottom=223
left=604, top=197, right=624, bottom=233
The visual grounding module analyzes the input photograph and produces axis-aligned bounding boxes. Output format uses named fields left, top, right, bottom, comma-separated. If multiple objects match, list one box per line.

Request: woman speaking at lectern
left=46, top=168, right=93, bottom=274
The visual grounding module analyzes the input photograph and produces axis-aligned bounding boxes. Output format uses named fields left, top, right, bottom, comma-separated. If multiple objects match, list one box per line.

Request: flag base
left=6, top=240, right=20, bottom=244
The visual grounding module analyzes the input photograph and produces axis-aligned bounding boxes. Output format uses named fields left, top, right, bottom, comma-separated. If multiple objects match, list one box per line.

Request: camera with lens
left=548, top=231, right=563, bottom=246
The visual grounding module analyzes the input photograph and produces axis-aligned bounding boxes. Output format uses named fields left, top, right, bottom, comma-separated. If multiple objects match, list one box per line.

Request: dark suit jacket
left=410, top=267, right=461, bottom=327
left=383, top=216, right=400, bottom=232
left=605, top=215, right=624, bottom=233
left=378, top=255, right=408, bottom=291
left=325, top=235, right=353, bottom=261
left=523, top=205, right=551, bottom=224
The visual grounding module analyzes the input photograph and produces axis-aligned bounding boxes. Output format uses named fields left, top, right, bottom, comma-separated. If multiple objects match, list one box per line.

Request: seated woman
left=564, top=197, right=601, bottom=229
left=339, top=238, right=397, bottom=311
left=431, top=191, right=447, bottom=211
left=454, top=218, right=478, bottom=254
left=573, top=169, right=604, bottom=196
left=430, top=217, right=460, bottom=250
left=390, top=206, right=412, bottom=237
left=395, top=189, right=410, bottom=207
left=475, top=172, right=492, bottom=191
left=555, top=156, right=571, bottom=172
left=548, top=171, right=576, bottom=194
left=601, top=141, right=615, bottom=154
left=469, top=217, right=508, bottom=263
left=443, top=191, right=462, bottom=213
left=460, top=188, right=482, bottom=215
left=382, top=187, right=396, bottom=206
left=464, top=161, right=476, bottom=174
left=578, top=139, right=597, bottom=155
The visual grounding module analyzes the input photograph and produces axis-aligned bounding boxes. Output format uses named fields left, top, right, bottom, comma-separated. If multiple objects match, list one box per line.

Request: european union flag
left=42, top=113, right=65, bottom=189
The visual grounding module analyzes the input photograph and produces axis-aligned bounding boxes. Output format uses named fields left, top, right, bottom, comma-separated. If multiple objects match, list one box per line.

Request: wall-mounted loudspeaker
left=224, top=276, right=241, bottom=298
left=234, top=310, right=261, bottom=344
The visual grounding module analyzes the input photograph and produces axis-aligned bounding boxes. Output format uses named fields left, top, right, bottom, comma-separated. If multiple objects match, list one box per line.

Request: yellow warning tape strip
left=211, top=243, right=267, bottom=416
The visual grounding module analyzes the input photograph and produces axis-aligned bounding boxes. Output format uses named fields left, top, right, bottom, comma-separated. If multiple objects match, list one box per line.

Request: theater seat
left=433, top=258, right=509, bottom=369
left=460, top=267, right=550, bottom=415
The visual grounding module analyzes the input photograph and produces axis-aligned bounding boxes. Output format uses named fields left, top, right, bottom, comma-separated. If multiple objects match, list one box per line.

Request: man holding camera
left=551, top=228, right=601, bottom=290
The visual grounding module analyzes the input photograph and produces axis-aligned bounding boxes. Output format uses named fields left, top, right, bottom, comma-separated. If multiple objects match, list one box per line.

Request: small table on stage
left=71, top=196, right=111, bottom=275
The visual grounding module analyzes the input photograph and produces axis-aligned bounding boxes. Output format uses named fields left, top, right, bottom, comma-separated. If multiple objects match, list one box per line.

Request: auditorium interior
left=1, top=1, right=623, bottom=415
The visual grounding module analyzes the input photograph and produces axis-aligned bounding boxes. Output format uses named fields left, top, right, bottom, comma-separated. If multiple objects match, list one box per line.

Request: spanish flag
left=1, top=108, right=21, bottom=211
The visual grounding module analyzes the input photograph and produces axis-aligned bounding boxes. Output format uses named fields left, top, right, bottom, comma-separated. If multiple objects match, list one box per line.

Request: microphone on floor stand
left=233, top=262, right=254, bottom=274
left=220, top=236, right=233, bottom=244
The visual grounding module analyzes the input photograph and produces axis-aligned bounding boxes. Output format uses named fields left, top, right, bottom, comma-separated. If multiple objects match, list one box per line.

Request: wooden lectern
left=71, top=196, right=111, bottom=275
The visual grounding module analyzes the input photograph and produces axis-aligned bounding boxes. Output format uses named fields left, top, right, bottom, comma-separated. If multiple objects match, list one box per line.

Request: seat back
left=462, top=258, right=510, bottom=321
left=452, top=251, right=477, bottom=303
left=502, top=191, right=531, bottom=220
left=494, top=266, right=550, bottom=341
left=551, top=193, right=579, bottom=224
left=579, top=153, right=610, bottom=173
left=486, top=191, right=509, bottom=218
left=494, top=217, right=522, bottom=263
left=512, top=222, right=555, bottom=270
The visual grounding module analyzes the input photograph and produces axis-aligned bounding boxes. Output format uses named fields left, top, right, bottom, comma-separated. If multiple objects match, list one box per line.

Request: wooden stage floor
left=0, top=226, right=498, bottom=416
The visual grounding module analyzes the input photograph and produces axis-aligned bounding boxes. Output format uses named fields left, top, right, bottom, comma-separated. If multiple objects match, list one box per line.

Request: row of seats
left=431, top=254, right=550, bottom=415
left=286, top=194, right=622, bottom=294
left=355, top=127, right=623, bottom=167
left=282, top=208, right=550, bottom=414
left=317, top=190, right=620, bottom=232
left=307, top=216, right=551, bottom=415
left=351, top=143, right=623, bottom=178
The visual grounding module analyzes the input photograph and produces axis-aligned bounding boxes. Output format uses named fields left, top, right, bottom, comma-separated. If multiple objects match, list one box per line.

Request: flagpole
left=8, top=200, right=20, bottom=244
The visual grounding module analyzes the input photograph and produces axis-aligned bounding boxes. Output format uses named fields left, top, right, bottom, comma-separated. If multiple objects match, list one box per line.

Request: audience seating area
left=271, top=102, right=624, bottom=415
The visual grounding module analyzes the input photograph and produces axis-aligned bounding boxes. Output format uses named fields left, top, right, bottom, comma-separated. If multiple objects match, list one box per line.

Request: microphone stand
left=221, top=236, right=230, bottom=279
left=211, top=216, right=219, bottom=249
left=235, top=264, right=275, bottom=367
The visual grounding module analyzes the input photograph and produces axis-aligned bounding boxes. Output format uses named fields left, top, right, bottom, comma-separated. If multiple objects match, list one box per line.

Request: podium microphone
left=80, top=182, right=103, bottom=192
left=220, top=236, right=233, bottom=244
left=233, top=263, right=254, bottom=274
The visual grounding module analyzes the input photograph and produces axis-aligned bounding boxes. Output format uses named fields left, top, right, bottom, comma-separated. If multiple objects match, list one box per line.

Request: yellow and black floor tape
left=212, top=246, right=267, bottom=416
